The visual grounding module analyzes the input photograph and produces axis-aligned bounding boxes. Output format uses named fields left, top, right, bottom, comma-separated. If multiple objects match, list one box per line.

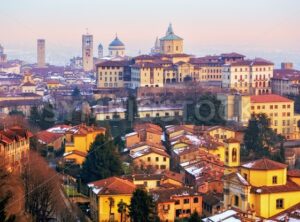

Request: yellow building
left=152, top=187, right=202, bottom=221
left=130, top=146, right=170, bottom=171
left=63, top=150, right=87, bottom=165
left=131, top=62, right=164, bottom=88
left=224, top=158, right=300, bottom=219
left=218, top=93, right=300, bottom=140
left=46, top=80, right=62, bottom=89
left=96, top=60, right=131, bottom=88
left=125, top=123, right=163, bottom=147
left=124, top=171, right=184, bottom=191
left=160, top=23, right=183, bottom=55
left=88, top=177, right=136, bottom=222
left=64, top=124, right=106, bottom=158
left=0, top=126, right=32, bottom=169
left=21, top=72, right=36, bottom=93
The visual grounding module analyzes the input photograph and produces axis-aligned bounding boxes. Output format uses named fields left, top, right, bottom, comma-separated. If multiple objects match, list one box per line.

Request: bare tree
left=22, top=151, right=66, bottom=221
left=0, top=155, right=28, bottom=222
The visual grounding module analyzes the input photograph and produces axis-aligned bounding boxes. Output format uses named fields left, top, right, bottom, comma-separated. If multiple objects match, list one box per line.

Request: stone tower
left=37, top=39, right=46, bottom=67
left=82, top=33, right=94, bottom=72
left=98, top=43, right=103, bottom=59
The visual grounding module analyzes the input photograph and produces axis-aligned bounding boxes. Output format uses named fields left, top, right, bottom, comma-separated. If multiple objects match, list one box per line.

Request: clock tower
left=82, top=33, right=94, bottom=72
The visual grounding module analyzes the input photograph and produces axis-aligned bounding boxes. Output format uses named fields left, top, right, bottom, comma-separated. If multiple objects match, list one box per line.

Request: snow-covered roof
left=125, top=132, right=138, bottom=138
left=202, top=210, right=238, bottom=222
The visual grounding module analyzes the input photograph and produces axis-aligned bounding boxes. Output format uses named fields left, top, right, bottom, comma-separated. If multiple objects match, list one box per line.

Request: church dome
left=109, top=36, right=125, bottom=47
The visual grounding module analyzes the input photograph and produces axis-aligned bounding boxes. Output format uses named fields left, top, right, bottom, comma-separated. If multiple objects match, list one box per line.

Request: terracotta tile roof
left=223, top=138, right=239, bottom=143
left=124, top=174, right=162, bottom=181
left=273, top=69, right=300, bottom=81
left=250, top=180, right=300, bottom=194
left=250, top=94, right=292, bottom=103
left=0, top=127, right=32, bottom=144
left=96, top=60, right=130, bottom=67
left=151, top=187, right=198, bottom=203
left=35, top=131, right=63, bottom=144
left=242, top=158, right=287, bottom=170
left=66, top=124, right=106, bottom=136
left=134, top=123, right=162, bottom=133
left=88, top=177, right=136, bottom=195
left=230, top=59, right=273, bottom=66
left=162, top=170, right=184, bottom=184
left=63, top=150, right=87, bottom=158
left=131, top=62, right=163, bottom=69
left=127, top=141, right=165, bottom=151
left=220, top=52, right=245, bottom=58
left=130, top=147, right=170, bottom=159
left=288, top=169, right=300, bottom=178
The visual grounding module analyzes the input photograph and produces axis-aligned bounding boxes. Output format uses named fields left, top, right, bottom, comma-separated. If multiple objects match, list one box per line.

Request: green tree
left=185, top=93, right=225, bottom=125
left=244, top=113, right=283, bottom=157
left=29, top=106, right=41, bottom=127
left=129, top=189, right=158, bottom=222
left=40, top=102, right=56, bottom=130
left=8, top=110, right=24, bottom=116
left=72, top=86, right=81, bottom=100
left=125, top=94, right=138, bottom=124
left=188, top=211, right=201, bottom=222
left=80, top=132, right=123, bottom=183
left=118, top=199, right=128, bottom=222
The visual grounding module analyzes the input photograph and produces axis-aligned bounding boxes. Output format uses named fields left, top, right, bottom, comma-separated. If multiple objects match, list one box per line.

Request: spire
left=166, top=23, right=174, bottom=35
left=154, top=37, right=160, bottom=48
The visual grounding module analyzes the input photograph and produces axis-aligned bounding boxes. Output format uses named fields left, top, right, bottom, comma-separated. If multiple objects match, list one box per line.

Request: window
left=160, top=165, right=166, bottom=169
left=272, top=176, right=278, bottom=184
left=244, top=173, right=248, bottom=181
left=276, top=199, right=284, bottom=209
left=234, top=195, right=239, bottom=206
left=232, top=148, right=237, bottom=162
left=194, top=197, right=199, bottom=203
left=144, top=181, right=148, bottom=186
left=163, top=157, right=167, bottom=162
left=184, top=199, right=189, bottom=204
left=147, top=157, right=151, bottom=162
left=156, top=157, right=159, bottom=162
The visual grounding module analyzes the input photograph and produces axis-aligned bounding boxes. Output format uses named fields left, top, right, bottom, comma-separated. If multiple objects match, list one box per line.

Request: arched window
left=232, top=148, right=237, bottom=162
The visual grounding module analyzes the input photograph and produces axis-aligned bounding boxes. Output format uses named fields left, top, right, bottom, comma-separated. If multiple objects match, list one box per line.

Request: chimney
left=281, top=62, right=293, bottom=70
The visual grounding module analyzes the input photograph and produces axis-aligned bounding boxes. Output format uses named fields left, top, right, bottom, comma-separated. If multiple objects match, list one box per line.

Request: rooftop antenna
left=86, top=28, right=89, bottom=35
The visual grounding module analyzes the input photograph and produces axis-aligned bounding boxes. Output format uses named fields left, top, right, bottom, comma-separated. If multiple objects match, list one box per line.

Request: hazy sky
left=1, top=0, right=300, bottom=67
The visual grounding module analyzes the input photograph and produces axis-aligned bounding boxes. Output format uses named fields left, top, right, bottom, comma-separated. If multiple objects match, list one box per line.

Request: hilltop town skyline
left=1, top=0, right=300, bottom=66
